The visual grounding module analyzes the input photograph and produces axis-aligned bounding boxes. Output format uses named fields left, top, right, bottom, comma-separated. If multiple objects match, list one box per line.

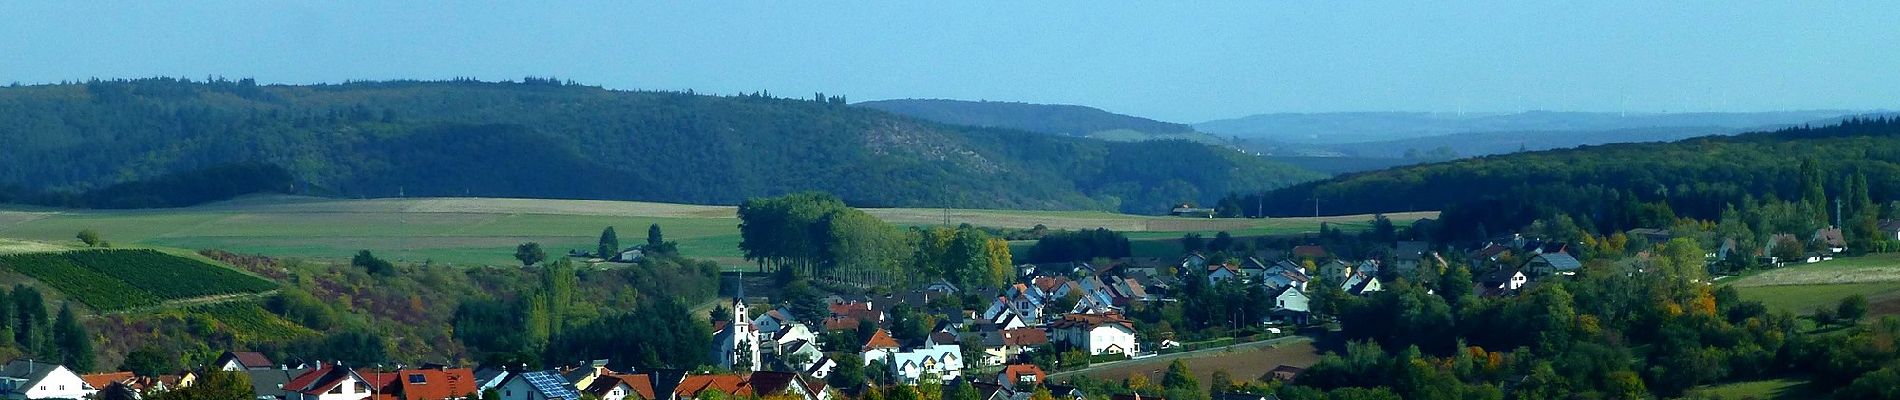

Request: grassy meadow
left=1724, top=253, right=1900, bottom=318
left=0, top=196, right=1430, bottom=267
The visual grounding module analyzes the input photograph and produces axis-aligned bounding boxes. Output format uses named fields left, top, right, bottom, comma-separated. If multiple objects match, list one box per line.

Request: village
left=3, top=214, right=1869, bottom=400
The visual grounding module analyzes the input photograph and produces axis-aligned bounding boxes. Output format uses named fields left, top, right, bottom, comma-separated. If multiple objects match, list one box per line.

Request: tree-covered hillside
left=0, top=78, right=1321, bottom=213
left=1250, top=117, right=1900, bottom=240
left=855, top=98, right=1196, bottom=137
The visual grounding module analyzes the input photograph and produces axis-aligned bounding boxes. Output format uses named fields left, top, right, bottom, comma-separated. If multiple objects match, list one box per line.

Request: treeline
left=0, top=286, right=93, bottom=372
left=1249, top=117, right=1900, bottom=241
left=0, top=78, right=1320, bottom=213
left=0, top=162, right=294, bottom=208
left=738, top=192, right=1011, bottom=289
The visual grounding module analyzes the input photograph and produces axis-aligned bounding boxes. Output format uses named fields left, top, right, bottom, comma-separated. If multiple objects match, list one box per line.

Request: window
left=58, top=385, right=65, bottom=390
left=410, top=374, right=427, bottom=384
left=330, top=385, right=344, bottom=394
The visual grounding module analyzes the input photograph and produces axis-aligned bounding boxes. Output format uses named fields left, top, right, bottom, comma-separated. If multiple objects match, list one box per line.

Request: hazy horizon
left=6, top=2, right=1898, bottom=122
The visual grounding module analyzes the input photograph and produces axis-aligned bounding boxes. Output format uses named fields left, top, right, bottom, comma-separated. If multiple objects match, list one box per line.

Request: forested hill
left=1248, top=117, right=1900, bottom=240
left=0, top=78, right=1320, bottom=213
left=854, top=98, right=1196, bottom=137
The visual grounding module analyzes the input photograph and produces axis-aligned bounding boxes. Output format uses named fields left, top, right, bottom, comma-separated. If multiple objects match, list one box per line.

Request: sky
left=3, top=2, right=1897, bottom=122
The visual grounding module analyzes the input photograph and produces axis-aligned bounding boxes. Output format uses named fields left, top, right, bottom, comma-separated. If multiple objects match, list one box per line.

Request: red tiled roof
left=998, top=364, right=1045, bottom=385
left=586, top=374, right=656, bottom=400
left=286, top=366, right=341, bottom=394
left=675, top=374, right=750, bottom=398
left=828, top=301, right=870, bottom=316
left=862, top=329, right=900, bottom=351
left=999, top=328, right=1048, bottom=346
left=1033, top=277, right=1070, bottom=293
left=82, top=372, right=135, bottom=390
left=396, top=368, right=476, bottom=400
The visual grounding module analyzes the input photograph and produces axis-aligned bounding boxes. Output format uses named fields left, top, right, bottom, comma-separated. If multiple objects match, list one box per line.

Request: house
left=1524, top=253, right=1582, bottom=276
left=744, top=372, right=823, bottom=400
left=1103, top=277, right=1153, bottom=307
left=1713, top=238, right=1740, bottom=262
left=860, top=329, right=903, bottom=362
left=561, top=360, right=612, bottom=393
left=1179, top=254, right=1209, bottom=273
left=1266, top=287, right=1310, bottom=325
left=1393, top=241, right=1429, bottom=275
left=285, top=366, right=384, bottom=400
left=1292, top=245, right=1327, bottom=260
left=1264, top=365, right=1306, bottom=382
left=496, top=370, right=581, bottom=400
left=996, top=364, right=1045, bottom=388
left=394, top=368, right=478, bottom=400
left=768, top=324, right=817, bottom=353
left=1048, top=313, right=1138, bottom=357
left=0, top=360, right=95, bottom=400
left=1316, top=260, right=1351, bottom=283
left=752, top=309, right=799, bottom=337
left=1001, top=285, right=1046, bottom=325
left=775, top=339, right=826, bottom=373
left=673, top=372, right=821, bottom=400
left=802, top=355, right=838, bottom=381
left=970, top=327, right=1048, bottom=366
left=241, top=368, right=312, bottom=400
left=217, top=351, right=277, bottom=371
left=81, top=372, right=139, bottom=399
left=1206, top=264, right=1242, bottom=284
left=1341, top=273, right=1382, bottom=296
left=1880, top=219, right=1900, bottom=241
left=472, top=369, right=510, bottom=394
left=710, top=298, right=762, bottom=372
left=1815, top=227, right=1848, bottom=253
left=1477, top=269, right=1529, bottom=297
left=612, top=248, right=643, bottom=263
left=968, top=382, right=1014, bottom=400
left=925, top=279, right=962, bottom=294
left=672, top=374, right=746, bottom=400
left=155, top=372, right=197, bottom=392
left=584, top=374, right=656, bottom=400
left=884, top=345, right=963, bottom=384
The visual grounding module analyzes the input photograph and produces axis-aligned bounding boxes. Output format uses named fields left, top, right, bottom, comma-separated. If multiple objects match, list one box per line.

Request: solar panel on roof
left=522, top=371, right=579, bottom=400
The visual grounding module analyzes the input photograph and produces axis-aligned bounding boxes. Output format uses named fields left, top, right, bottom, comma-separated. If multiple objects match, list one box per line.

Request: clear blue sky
left=3, top=2, right=1895, bottom=122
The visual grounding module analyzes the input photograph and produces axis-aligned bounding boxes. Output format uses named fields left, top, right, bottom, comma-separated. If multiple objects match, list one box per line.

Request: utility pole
left=1312, top=197, right=1320, bottom=218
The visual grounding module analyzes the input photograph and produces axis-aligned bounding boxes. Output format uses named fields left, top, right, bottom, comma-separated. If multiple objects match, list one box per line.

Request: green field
left=0, top=196, right=1432, bottom=267
left=1725, top=253, right=1900, bottom=317
left=1687, top=378, right=1815, bottom=400
left=0, top=249, right=277, bottom=311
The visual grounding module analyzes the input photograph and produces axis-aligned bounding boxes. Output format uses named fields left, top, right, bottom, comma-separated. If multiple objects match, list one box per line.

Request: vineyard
left=0, top=249, right=276, bottom=312
left=188, top=301, right=316, bottom=341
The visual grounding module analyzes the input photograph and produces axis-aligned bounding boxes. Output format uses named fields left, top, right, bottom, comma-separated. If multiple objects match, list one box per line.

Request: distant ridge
left=856, top=98, right=1196, bottom=137
left=0, top=78, right=1321, bottom=214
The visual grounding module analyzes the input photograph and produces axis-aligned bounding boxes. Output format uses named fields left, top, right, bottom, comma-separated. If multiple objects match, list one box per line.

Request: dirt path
left=107, top=290, right=279, bottom=315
